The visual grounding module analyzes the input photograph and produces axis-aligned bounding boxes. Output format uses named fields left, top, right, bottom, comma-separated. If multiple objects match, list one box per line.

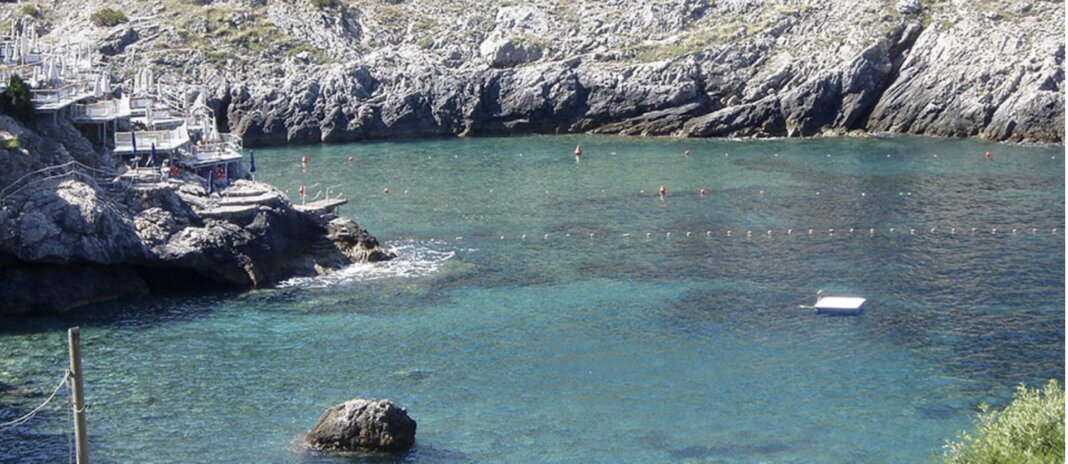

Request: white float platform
left=814, top=296, right=867, bottom=316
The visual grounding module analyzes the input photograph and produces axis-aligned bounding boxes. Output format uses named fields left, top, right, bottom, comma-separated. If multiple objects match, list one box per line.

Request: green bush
left=19, top=4, right=39, bottom=17
left=943, top=379, right=1065, bottom=464
left=89, top=8, right=128, bottom=28
left=1, top=75, right=34, bottom=125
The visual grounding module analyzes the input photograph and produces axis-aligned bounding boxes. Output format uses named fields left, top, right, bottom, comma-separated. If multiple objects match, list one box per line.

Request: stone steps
left=216, top=191, right=283, bottom=207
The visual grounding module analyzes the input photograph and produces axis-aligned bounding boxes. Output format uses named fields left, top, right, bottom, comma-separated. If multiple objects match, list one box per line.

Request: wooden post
left=68, top=327, right=90, bottom=464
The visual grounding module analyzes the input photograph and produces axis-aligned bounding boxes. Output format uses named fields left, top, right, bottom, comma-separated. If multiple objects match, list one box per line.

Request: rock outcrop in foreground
left=0, top=116, right=394, bottom=314
left=16, top=0, right=1063, bottom=144
left=307, top=398, right=417, bottom=452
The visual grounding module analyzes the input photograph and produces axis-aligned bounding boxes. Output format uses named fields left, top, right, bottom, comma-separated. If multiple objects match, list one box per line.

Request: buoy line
left=395, top=226, right=1062, bottom=244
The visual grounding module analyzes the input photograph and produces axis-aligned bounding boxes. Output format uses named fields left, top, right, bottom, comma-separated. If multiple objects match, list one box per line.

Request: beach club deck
left=71, top=96, right=131, bottom=122
left=114, top=124, right=192, bottom=156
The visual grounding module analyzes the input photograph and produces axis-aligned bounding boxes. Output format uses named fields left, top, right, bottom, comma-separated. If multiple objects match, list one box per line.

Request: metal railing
left=30, top=82, right=92, bottom=110
left=115, top=124, right=190, bottom=152
left=71, top=96, right=131, bottom=121
left=0, top=160, right=121, bottom=207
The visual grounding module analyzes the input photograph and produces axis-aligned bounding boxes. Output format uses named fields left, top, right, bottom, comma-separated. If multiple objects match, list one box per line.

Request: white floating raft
left=814, top=290, right=866, bottom=315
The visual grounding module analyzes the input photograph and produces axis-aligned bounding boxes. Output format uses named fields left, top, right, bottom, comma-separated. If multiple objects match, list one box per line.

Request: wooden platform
left=295, top=198, right=348, bottom=215
left=815, top=296, right=867, bottom=316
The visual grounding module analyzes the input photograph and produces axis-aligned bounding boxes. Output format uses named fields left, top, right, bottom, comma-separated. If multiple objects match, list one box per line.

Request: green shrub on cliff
left=90, top=8, right=128, bottom=28
left=943, top=379, right=1065, bottom=464
left=310, top=0, right=339, bottom=9
left=19, top=4, right=39, bottom=17
left=1, top=75, right=34, bottom=125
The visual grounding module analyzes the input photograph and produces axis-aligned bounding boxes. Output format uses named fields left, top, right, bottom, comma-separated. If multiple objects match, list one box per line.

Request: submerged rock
left=306, top=398, right=417, bottom=452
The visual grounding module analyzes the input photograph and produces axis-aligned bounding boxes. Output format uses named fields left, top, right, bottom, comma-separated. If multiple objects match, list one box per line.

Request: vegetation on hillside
left=1, top=75, right=34, bottom=125
left=18, top=3, right=39, bottom=17
left=943, top=380, right=1065, bottom=464
left=90, top=8, right=128, bottom=28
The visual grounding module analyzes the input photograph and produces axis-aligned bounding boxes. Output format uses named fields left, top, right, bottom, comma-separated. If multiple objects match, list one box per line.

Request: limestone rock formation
left=14, top=1, right=1059, bottom=143
left=18, top=0, right=1052, bottom=144
left=306, top=398, right=417, bottom=452
left=0, top=115, right=394, bottom=314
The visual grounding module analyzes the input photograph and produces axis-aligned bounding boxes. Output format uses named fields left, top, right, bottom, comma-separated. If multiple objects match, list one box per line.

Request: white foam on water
left=277, top=240, right=456, bottom=288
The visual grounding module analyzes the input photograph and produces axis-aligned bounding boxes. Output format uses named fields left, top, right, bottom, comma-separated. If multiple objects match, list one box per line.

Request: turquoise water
left=1, top=135, right=1064, bottom=462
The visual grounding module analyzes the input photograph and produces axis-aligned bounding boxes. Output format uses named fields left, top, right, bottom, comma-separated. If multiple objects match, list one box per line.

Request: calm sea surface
left=1, top=135, right=1064, bottom=463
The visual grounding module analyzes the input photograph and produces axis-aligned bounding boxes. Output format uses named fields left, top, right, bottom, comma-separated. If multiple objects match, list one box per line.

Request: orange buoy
left=985, top=151, right=992, bottom=160
left=684, top=150, right=692, bottom=157
left=659, top=184, right=667, bottom=197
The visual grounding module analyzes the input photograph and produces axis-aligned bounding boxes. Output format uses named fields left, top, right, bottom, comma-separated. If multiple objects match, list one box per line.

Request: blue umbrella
left=130, top=130, right=138, bottom=166
left=248, top=150, right=256, bottom=173
left=150, top=142, right=157, bottom=168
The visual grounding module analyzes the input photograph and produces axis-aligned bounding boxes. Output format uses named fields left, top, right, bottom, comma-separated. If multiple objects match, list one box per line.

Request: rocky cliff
left=12, top=0, right=1062, bottom=144
left=0, top=115, right=393, bottom=314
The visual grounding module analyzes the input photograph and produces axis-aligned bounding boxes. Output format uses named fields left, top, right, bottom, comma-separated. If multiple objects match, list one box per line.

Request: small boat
left=814, top=289, right=866, bottom=315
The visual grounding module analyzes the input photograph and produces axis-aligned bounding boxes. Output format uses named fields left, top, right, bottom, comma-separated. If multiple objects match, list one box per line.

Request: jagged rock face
left=480, top=37, right=543, bottom=69
left=306, top=398, right=417, bottom=452
left=0, top=115, right=394, bottom=313
left=34, top=0, right=1056, bottom=144
left=6, top=180, right=144, bottom=265
left=867, top=15, right=1064, bottom=143
left=326, top=217, right=396, bottom=263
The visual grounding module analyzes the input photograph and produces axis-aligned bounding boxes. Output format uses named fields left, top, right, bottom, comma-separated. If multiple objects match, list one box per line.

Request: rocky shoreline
left=30, top=0, right=1060, bottom=146
left=0, top=0, right=1063, bottom=312
left=0, top=115, right=394, bottom=314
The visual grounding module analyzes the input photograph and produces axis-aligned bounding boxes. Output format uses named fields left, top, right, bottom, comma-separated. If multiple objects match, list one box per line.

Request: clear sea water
left=1, top=135, right=1064, bottom=463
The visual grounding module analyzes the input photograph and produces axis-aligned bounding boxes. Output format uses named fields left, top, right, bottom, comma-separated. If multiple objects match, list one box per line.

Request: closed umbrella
left=130, top=130, right=138, bottom=168
left=150, top=142, right=157, bottom=168
left=248, top=150, right=256, bottom=180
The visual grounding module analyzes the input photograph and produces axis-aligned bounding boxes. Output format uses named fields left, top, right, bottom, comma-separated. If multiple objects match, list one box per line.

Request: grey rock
left=897, top=0, right=922, bottom=16
left=99, top=27, right=138, bottom=56
left=307, top=398, right=416, bottom=452
left=0, top=115, right=395, bottom=313
left=480, top=37, right=543, bottom=68
left=682, top=97, right=784, bottom=137
left=20, top=1, right=1067, bottom=143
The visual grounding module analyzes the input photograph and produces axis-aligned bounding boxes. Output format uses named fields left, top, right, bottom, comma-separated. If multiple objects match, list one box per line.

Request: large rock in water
left=306, top=398, right=417, bottom=452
